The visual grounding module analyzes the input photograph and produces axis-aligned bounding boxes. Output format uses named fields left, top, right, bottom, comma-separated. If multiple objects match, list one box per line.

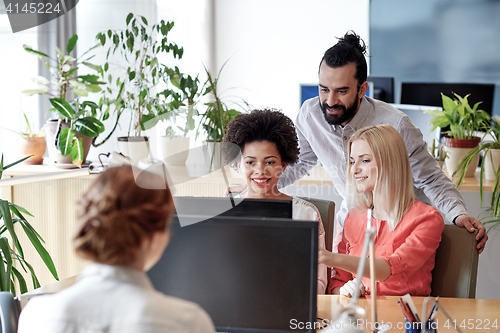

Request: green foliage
left=48, top=98, right=104, bottom=167
left=452, top=117, right=500, bottom=232
left=155, top=69, right=201, bottom=138
left=23, top=34, right=117, bottom=150
left=197, top=62, right=249, bottom=142
left=22, top=34, right=104, bottom=102
left=428, top=139, right=448, bottom=162
left=426, top=93, right=490, bottom=140
left=97, top=13, right=187, bottom=137
left=0, top=154, right=59, bottom=294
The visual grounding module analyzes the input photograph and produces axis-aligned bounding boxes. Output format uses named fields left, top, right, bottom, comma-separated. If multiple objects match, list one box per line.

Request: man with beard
left=277, top=31, right=487, bottom=253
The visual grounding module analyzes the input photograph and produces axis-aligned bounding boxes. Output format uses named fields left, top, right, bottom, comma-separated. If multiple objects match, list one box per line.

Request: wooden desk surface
left=318, top=295, right=500, bottom=332
left=19, top=276, right=500, bottom=332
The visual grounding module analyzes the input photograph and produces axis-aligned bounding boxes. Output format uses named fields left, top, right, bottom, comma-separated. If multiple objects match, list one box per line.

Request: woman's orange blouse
left=328, top=200, right=444, bottom=296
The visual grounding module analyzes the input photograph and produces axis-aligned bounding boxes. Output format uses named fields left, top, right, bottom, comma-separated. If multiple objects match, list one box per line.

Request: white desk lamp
left=321, top=209, right=382, bottom=333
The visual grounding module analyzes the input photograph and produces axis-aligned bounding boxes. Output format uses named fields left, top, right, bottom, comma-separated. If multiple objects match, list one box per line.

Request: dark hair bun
left=339, top=31, right=367, bottom=55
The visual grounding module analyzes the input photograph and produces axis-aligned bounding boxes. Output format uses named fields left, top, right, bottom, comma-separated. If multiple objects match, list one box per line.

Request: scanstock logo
left=3, top=0, right=79, bottom=33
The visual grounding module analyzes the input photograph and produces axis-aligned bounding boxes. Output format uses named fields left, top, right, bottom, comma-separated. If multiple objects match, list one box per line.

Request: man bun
left=320, top=30, right=368, bottom=85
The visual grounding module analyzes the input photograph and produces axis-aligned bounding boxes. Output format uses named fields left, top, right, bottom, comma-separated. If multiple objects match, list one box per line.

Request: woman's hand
left=318, top=246, right=336, bottom=267
left=339, top=278, right=366, bottom=298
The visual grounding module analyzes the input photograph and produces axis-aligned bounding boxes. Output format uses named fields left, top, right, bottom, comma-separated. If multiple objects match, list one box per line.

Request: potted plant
left=0, top=154, right=59, bottom=293
left=197, top=62, right=249, bottom=170
left=46, top=97, right=104, bottom=167
left=96, top=13, right=185, bottom=164
left=22, top=34, right=107, bottom=167
left=426, top=93, right=490, bottom=178
left=1, top=113, right=46, bottom=165
left=450, top=117, right=500, bottom=232
left=428, top=138, right=448, bottom=170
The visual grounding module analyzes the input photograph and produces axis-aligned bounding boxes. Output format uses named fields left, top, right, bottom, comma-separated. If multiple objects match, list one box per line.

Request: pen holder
left=405, top=318, right=437, bottom=333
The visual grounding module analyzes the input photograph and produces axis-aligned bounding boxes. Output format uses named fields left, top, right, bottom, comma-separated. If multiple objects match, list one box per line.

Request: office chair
left=0, top=292, right=20, bottom=333
left=298, top=197, right=335, bottom=252
left=431, top=224, right=479, bottom=298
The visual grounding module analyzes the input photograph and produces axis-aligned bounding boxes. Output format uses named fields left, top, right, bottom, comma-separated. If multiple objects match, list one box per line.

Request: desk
left=318, top=295, right=500, bottom=332
left=18, top=279, right=500, bottom=333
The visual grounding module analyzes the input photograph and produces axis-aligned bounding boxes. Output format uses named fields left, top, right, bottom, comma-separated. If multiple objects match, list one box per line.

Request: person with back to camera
left=318, top=124, right=444, bottom=297
left=276, top=31, right=487, bottom=253
left=18, top=166, right=215, bottom=333
left=223, top=108, right=328, bottom=294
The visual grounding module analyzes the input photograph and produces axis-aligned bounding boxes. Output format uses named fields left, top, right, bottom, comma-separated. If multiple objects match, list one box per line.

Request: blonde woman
left=319, top=124, right=443, bottom=296
left=18, top=166, right=214, bottom=333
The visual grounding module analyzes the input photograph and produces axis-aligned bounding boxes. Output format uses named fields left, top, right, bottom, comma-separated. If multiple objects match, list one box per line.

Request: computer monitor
left=390, top=104, right=442, bottom=146
left=400, top=83, right=495, bottom=116
left=300, top=76, right=394, bottom=106
left=367, top=76, right=395, bottom=103
left=148, top=215, right=318, bottom=333
left=172, top=196, right=293, bottom=221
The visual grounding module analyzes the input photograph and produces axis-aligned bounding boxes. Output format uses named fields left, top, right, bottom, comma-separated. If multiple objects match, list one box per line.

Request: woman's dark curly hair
left=223, top=108, right=300, bottom=165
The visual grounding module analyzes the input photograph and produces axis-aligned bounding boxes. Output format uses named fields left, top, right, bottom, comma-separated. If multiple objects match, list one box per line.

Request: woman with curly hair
left=319, top=125, right=443, bottom=297
left=223, top=108, right=327, bottom=294
left=18, top=166, right=214, bottom=333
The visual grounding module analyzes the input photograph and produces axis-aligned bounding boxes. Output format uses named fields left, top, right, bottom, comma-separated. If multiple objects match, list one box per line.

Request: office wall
left=370, top=0, right=500, bottom=116
left=213, top=0, right=369, bottom=122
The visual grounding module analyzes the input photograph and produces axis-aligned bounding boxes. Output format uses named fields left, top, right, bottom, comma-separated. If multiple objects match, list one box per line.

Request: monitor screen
left=300, top=78, right=393, bottom=106
left=300, top=85, right=318, bottom=106
left=172, top=197, right=293, bottom=226
left=390, top=103, right=442, bottom=146
left=148, top=215, right=318, bottom=333
left=367, top=76, right=394, bottom=103
left=400, top=83, right=495, bottom=116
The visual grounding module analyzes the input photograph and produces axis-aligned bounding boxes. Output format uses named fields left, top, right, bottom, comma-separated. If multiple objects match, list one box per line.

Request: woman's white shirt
left=18, top=264, right=215, bottom=333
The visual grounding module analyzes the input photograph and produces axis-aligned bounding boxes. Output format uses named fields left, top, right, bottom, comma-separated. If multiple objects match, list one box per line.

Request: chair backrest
left=431, top=224, right=479, bottom=298
left=299, top=197, right=335, bottom=252
left=0, top=292, right=20, bottom=333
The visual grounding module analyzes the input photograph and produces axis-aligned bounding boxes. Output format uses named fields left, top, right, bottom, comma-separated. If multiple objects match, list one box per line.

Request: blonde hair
left=346, top=124, right=415, bottom=230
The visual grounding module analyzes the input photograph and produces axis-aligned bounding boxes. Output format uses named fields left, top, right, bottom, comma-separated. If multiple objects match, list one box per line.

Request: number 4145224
left=444, top=319, right=498, bottom=330
left=5, top=2, right=62, bottom=14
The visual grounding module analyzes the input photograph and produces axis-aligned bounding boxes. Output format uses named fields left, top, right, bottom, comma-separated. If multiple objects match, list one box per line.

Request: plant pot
left=203, top=141, right=223, bottom=171
left=159, top=136, right=190, bottom=166
left=484, top=149, right=500, bottom=181
left=117, top=136, right=150, bottom=164
left=19, top=136, right=46, bottom=165
left=45, top=119, right=93, bottom=164
left=444, top=136, right=481, bottom=177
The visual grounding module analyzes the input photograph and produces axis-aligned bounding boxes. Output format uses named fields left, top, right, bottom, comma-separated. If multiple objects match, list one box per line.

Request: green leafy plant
left=96, top=13, right=185, bottom=137
left=49, top=98, right=104, bottom=167
left=426, top=93, right=490, bottom=140
left=22, top=34, right=114, bottom=166
left=1, top=113, right=45, bottom=138
left=0, top=154, right=59, bottom=294
left=140, top=70, right=201, bottom=138
left=197, top=62, right=249, bottom=143
left=22, top=34, right=103, bottom=102
left=453, top=117, right=500, bottom=232
left=428, top=139, right=448, bottom=162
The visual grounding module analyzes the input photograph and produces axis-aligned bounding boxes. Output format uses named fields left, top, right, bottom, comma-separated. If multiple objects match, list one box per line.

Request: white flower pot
left=117, top=136, right=150, bottom=165
left=159, top=136, right=190, bottom=166
left=203, top=141, right=223, bottom=171
left=445, top=146, right=479, bottom=177
left=484, top=149, right=500, bottom=181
